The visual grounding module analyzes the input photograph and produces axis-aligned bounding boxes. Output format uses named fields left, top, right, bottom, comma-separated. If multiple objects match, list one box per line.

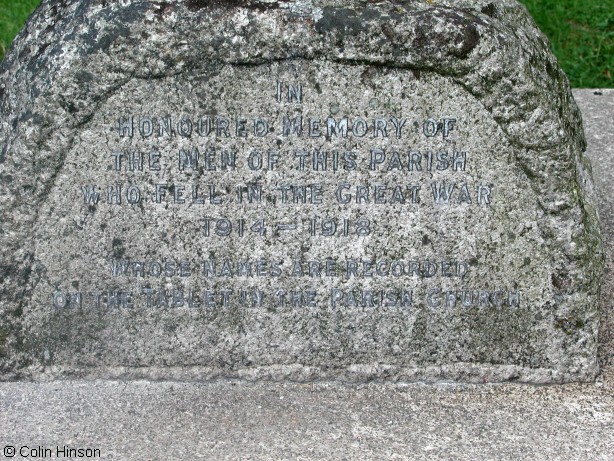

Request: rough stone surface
left=0, top=89, right=612, bottom=461
left=0, top=0, right=604, bottom=383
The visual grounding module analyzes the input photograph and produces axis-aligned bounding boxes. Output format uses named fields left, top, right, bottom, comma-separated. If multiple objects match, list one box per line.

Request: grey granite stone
left=0, top=88, right=612, bottom=461
left=0, top=0, right=605, bottom=383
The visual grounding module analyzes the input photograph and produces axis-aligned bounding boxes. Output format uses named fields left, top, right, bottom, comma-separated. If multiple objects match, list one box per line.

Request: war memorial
left=0, top=1, right=612, bottom=458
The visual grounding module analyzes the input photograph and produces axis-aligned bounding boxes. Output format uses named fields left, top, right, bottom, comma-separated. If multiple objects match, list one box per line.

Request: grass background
left=521, top=0, right=613, bottom=88
left=0, top=0, right=613, bottom=88
left=0, top=0, right=39, bottom=59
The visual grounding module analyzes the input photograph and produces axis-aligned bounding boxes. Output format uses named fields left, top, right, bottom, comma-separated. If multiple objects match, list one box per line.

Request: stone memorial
left=0, top=0, right=604, bottom=383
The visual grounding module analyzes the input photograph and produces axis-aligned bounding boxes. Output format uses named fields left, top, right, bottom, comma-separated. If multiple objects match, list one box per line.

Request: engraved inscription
left=53, top=65, right=522, bottom=315
left=52, top=287, right=521, bottom=310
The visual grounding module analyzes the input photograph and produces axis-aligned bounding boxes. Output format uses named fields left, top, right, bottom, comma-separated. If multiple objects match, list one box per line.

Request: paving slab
left=0, top=372, right=612, bottom=461
left=579, top=89, right=614, bottom=369
left=0, top=90, right=612, bottom=461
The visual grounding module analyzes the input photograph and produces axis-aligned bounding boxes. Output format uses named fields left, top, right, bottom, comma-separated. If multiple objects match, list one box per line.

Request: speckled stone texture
left=1, top=89, right=612, bottom=461
left=0, top=0, right=604, bottom=383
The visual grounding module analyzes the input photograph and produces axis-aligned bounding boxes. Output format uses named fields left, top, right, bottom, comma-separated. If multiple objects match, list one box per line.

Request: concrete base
left=0, top=90, right=612, bottom=460
left=1, top=372, right=612, bottom=460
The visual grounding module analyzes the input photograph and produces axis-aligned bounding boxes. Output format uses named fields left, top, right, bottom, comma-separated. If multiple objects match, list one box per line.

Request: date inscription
left=59, top=78, right=512, bottom=311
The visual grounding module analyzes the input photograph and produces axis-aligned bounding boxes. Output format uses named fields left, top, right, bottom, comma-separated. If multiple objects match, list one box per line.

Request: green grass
left=0, top=0, right=613, bottom=88
left=519, top=0, right=614, bottom=88
left=0, top=0, right=40, bottom=58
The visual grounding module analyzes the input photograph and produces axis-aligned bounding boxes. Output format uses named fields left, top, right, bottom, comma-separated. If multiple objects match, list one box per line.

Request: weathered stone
left=0, top=0, right=604, bottom=383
